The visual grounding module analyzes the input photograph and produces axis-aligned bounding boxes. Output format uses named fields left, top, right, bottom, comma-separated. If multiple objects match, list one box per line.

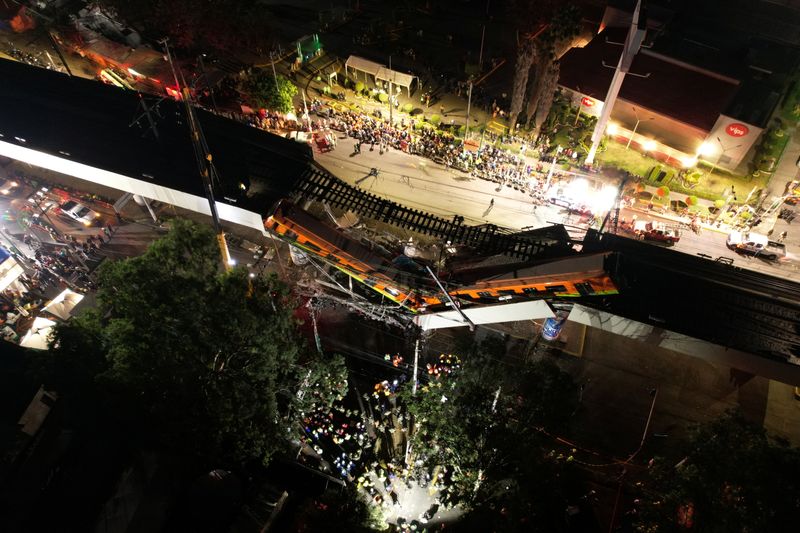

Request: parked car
left=549, top=196, right=592, bottom=216
left=57, top=200, right=100, bottom=226
left=726, top=231, right=785, bottom=261
left=633, top=220, right=681, bottom=245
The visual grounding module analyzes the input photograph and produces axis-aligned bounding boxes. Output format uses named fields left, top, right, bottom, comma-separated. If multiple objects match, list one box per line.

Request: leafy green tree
left=293, top=353, right=349, bottom=416
left=636, top=411, right=800, bottom=532
left=243, top=71, right=298, bottom=113
left=291, top=485, right=387, bottom=532
left=402, top=337, right=579, bottom=530
left=42, top=219, right=316, bottom=466
left=99, top=0, right=274, bottom=54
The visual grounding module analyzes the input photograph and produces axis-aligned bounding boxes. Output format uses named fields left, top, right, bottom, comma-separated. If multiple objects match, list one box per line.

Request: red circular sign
left=725, top=123, right=749, bottom=137
left=581, top=97, right=595, bottom=107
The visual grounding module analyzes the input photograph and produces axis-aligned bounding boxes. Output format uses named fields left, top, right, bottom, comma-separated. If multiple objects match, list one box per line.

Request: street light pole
left=626, top=118, right=641, bottom=149
left=625, top=107, right=654, bottom=150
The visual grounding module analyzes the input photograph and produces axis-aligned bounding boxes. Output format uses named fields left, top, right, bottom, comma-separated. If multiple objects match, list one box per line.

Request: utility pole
left=412, top=339, right=420, bottom=396
left=388, top=55, right=393, bottom=127
left=478, top=25, right=486, bottom=72
left=585, top=0, right=647, bottom=165
left=301, top=89, right=312, bottom=132
left=464, top=79, right=473, bottom=149
left=197, top=54, right=218, bottom=113
left=161, top=39, right=232, bottom=270
left=270, top=51, right=279, bottom=86
left=544, top=148, right=560, bottom=191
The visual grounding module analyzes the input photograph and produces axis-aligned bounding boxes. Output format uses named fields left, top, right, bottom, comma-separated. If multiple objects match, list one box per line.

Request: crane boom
left=161, top=40, right=232, bottom=270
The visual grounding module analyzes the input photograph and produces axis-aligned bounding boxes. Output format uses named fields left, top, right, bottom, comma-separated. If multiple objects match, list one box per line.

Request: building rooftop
left=559, top=27, right=741, bottom=131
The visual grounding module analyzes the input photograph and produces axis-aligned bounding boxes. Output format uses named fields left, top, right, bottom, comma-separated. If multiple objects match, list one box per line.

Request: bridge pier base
left=133, top=194, right=159, bottom=223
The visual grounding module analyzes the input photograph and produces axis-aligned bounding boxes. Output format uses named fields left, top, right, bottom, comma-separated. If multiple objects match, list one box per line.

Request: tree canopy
left=402, top=337, right=580, bottom=531
left=290, top=485, right=387, bottom=532
left=98, top=0, right=274, bottom=54
left=243, top=72, right=298, bottom=113
left=41, top=219, right=322, bottom=466
left=635, top=411, right=800, bottom=532
left=506, top=1, right=582, bottom=131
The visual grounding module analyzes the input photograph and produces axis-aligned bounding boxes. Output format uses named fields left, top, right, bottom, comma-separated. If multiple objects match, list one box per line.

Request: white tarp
left=414, top=300, right=554, bottom=330
left=19, top=316, right=57, bottom=350
left=42, top=289, right=85, bottom=321
left=0, top=257, right=24, bottom=293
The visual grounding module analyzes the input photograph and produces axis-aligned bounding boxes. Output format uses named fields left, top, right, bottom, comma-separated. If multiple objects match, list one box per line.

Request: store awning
left=0, top=254, right=24, bottom=293
left=19, top=316, right=57, bottom=350
left=344, top=55, right=383, bottom=77
left=42, top=289, right=85, bottom=321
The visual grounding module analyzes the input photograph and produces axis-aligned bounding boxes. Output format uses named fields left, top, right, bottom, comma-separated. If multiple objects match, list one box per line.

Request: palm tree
left=507, top=1, right=582, bottom=133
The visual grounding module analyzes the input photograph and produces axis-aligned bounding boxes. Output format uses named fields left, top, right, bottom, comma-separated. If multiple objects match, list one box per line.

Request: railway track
left=292, top=166, right=571, bottom=260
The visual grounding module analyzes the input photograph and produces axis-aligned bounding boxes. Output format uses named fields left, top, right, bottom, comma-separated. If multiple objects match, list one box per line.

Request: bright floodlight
left=227, top=258, right=237, bottom=266
left=590, top=185, right=619, bottom=213
left=643, top=139, right=657, bottom=151
left=697, top=142, right=715, bottom=156
left=682, top=157, right=698, bottom=168
left=565, top=178, right=589, bottom=201
left=607, top=123, right=619, bottom=135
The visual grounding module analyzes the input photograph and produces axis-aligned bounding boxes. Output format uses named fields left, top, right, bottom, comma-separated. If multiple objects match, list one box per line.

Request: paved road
left=316, top=135, right=800, bottom=280
left=316, top=135, right=564, bottom=229
left=616, top=208, right=800, bottom=281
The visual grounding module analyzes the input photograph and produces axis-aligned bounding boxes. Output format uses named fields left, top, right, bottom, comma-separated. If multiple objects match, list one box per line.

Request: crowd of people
left=0, top=173, right=119, bottom=342
left=311, top=108, right=551, bottom=198
left=300, top=402, right=369, bottom=479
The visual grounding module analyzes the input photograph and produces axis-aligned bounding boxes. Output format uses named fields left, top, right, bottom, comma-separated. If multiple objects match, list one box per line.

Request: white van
left=726, top=231, right=784, bottom=260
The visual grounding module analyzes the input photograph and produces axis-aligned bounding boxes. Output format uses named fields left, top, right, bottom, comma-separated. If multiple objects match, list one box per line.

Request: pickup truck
left=726, top=231, right=785, bottom=261
left=632, top=220, right=680, bottom=245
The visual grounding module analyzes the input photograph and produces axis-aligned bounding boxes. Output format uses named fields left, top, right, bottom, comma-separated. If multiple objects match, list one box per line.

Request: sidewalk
left=291, top=52, right=513, bottom=141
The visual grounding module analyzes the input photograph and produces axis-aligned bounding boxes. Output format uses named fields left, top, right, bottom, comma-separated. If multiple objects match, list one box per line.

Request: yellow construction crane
left=161, top=40, right=232, bottom=270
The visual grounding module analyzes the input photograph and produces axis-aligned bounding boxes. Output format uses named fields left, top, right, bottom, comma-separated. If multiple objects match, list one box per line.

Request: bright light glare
left=227, top=258, right=237, bottom=266
left=589, top=185, right=619, bottom=213
left=607, top=123, right=618, bottom=135
left=642, top=139, right=657, bottom=151
left=697, top=142, right=715, bottom=156
left=565, top=178, right=589, bottom=201
left=682, top=157, right=698, bottom=168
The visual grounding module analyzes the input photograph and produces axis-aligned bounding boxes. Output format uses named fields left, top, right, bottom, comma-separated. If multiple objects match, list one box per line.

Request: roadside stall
left=18, top=316, right=56, bottom=350
left=41, top=288, right=84, bottom=321
left=0, top=246, right=27, bottom=342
